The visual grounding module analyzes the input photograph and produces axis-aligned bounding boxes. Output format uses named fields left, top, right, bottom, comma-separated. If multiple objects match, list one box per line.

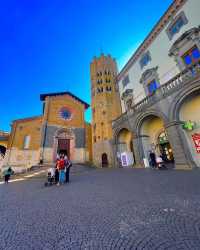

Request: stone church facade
left=3, top=92, right=92, bottom=172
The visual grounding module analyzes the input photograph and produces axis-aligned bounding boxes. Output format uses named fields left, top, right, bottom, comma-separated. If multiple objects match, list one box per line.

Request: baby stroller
left=44, top=168, right=55, bottom=186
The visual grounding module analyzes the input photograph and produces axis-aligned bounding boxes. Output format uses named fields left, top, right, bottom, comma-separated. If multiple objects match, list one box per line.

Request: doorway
left=0, top=145, right=6, bottom=156
left=157, top=131, right=174, bottom=162
left=57, top=139, right=70, bottom=159
left=102, top=153, right=108, bottom=167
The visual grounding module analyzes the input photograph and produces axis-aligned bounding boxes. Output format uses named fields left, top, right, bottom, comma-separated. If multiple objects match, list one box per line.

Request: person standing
left=64, top=155, right=72, bottom=183
left=57, top=157, right=65, bottom=186
left=3, top=167, right=14, bottom=184
left=149, top=151, right=157, bottom=169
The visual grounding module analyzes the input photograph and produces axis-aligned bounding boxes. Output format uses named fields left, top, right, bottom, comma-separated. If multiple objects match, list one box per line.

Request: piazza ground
left=1, top=167, right=200, bottom=249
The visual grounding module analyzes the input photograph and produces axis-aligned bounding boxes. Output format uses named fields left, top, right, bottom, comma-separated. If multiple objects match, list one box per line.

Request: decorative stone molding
left=140, top=66, right=160, bottom=96
left=139, top=51, right=151, bottom=69
left=55, top=128, right=74, bottom=139
left=169, top=27, right=200, bottom=70
left=166, top=11, right=188, bottom=40
left=121, top=89, right=134, bottom=111
left=117, top=0, right=188, bottom=81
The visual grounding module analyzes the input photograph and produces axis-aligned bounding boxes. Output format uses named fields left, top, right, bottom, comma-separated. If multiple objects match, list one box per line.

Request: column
left=165, top=121, right=192, bottom=169
left=132, top=135, right=146, bottom=168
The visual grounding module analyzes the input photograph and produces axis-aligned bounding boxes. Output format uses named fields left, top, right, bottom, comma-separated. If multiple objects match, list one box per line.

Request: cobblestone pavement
left=1, top=167, right=200, bottom=250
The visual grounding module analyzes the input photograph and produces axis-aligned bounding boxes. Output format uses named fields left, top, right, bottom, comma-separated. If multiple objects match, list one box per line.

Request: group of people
left=149, top=151, right=167, bottom=170
left=47, top=154, right=72, bottom=186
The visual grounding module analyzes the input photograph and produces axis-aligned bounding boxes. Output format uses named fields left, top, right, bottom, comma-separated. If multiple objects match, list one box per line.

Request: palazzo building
left=112, top=0, right=200, bottom=169
left=1, top=0, right=200, bottom=172
left=2, top=92, right=92, bottom=172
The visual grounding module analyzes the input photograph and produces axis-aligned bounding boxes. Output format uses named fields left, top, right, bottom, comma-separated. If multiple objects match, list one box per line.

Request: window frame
left=182, top=46, right=200, bottom=66
left=166, top=11, right=188, bottom=40
left=23, top=135, right=31, bottom=150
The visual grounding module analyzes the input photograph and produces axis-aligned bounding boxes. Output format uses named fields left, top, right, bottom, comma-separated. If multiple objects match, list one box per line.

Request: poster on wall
left=192, top=133, right=200, bottom=154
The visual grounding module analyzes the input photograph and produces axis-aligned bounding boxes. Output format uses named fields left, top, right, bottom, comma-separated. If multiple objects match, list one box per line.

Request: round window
left=59, top=107, right=72, bottom=120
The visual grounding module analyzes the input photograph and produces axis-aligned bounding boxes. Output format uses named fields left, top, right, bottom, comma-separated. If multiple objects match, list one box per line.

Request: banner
left=192, top=133, right=200, bottom=154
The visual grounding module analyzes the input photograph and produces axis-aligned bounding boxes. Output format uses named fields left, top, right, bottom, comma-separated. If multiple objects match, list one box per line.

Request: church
left=1, top=53, right=121, bottom=172
left=2, top=92, right=92, bottom=172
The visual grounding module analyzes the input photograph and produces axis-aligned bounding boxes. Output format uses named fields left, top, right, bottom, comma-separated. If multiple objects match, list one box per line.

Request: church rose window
left=59, top=107, right=72, bottom=120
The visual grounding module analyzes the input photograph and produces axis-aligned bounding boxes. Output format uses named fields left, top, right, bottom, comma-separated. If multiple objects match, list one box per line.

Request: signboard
left=120, top=152, right=134, bottom=167
left=192, top=133, right=200, bottom=153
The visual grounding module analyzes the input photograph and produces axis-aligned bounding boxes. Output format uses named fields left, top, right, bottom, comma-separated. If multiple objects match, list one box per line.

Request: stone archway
left=0, top=145, right=6, bottom=156
left=102, top=153, right=108, bottom=167
left=138, top=114, right=174, bottom=167
left=53, top=128, right=75, bottom=162
left=116, top=128, right=135, bottom=167
left=177, top=90, right=200, bottom=167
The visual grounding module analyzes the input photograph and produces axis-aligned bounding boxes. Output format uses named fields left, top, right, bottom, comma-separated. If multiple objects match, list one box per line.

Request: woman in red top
left=57, top=157, right=65, bottom=185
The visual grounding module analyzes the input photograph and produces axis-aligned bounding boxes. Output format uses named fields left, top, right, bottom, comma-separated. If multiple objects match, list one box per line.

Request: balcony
left=112, top=59, right=200, bottom=128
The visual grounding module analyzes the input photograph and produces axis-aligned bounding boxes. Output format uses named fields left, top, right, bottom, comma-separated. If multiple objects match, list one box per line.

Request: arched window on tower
left=23, top=135, right=31, bottom=149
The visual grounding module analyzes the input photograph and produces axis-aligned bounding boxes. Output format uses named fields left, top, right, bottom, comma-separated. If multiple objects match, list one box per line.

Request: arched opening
left=54, top=129, right=75, bottom=161
left=116, top=128, right=135, bottom=167
left=140, top=115, right=174, bottom=167
left=157, top=131, right=174, bottom=162
left=0, top=145, right=6, bottom=156
left=179, top=91, right=200, bottom=167
left=102, top=153, right=108, bottom=167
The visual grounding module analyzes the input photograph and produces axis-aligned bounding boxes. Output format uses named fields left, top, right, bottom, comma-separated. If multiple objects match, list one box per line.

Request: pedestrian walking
left=64, top=155, right=72, bottom=183
left=3, top=167, right=14, bottom=184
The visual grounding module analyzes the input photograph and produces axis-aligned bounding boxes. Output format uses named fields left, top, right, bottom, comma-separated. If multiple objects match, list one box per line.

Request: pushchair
left=44, top=169, right=56, bottom=186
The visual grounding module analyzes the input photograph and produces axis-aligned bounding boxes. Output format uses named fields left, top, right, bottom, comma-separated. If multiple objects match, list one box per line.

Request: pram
left=44, top=168, right=56, bottom=186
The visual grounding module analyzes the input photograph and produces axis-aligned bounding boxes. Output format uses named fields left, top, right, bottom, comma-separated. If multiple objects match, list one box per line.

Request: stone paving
left=1, top=167, right=200, bottom=249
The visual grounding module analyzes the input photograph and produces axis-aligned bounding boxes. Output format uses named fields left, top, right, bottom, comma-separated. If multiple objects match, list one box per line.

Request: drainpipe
left=40, top=97, right=50, bottom=164
left=7, top=121, right=17, bottom=166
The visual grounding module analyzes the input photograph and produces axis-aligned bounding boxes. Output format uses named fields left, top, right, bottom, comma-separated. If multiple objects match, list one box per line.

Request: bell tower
left=90, top=54, right=122, bottom=167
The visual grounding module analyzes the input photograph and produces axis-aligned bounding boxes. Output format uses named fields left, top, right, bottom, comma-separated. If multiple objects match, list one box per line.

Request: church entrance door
left=57, top=139, right=70, bottom=159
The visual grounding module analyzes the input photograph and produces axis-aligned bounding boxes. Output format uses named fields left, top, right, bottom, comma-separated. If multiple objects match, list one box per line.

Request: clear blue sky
left=0, top=0, right=173, bottom=131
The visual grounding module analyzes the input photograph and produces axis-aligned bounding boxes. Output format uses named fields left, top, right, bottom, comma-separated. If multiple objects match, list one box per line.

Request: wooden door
left=58, top=139, right=70, bottom=159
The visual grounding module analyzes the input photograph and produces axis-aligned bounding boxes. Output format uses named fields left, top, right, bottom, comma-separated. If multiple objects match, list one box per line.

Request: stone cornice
left=117, top=0, right=187, bottom=81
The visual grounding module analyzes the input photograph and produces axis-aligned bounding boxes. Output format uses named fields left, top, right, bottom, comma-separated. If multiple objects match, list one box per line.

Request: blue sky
left=0, top=0, right=173, bottom=131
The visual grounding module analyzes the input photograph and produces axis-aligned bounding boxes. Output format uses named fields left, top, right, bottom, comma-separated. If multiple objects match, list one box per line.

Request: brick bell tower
left=90, top=53, right=122, bottom=167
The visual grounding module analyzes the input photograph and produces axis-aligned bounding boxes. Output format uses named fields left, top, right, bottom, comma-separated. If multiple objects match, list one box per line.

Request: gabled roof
left=40, top=91, right=90, bottom=109
left=12, top=116, right=42, bottom=123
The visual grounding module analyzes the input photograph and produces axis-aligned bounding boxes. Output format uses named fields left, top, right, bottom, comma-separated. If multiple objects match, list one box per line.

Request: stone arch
left=135, top=109, right=168, bottom=135
left=170, top=82, right=200, bottom=121
left=0, top=145, right=6, bottom=156
left=55, top=128, right=75, bottom=139
left=135, top=111, right=174, bottom=167
left=102, top=153, right=108, bottom=167
left=115, top=127, right=135, bottom=167
left=53, top=128, right=75, bottom=161
left=170, top=84, right=200, bottom=167
left=113, top=125, right=131, bottom=145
